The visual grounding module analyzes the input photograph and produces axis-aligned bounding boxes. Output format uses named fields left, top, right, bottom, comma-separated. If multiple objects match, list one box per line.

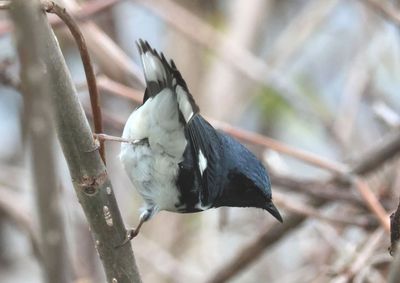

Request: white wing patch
left=176, top=85, right=194, bottom=122
left=141, top=51, right=167, bottom=82
left=198, top=149, right=207, bottom=176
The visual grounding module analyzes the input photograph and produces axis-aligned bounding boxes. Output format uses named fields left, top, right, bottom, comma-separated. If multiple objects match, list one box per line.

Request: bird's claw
left=115, top=228, right=139, bottom=248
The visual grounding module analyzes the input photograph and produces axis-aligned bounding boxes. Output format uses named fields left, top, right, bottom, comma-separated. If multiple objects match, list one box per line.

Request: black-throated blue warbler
left=119, top=39, right=282, bottom=244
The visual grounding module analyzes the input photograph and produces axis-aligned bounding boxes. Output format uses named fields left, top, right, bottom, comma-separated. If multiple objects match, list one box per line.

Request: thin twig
left=271, top=173, right=365, bottom=206
left=211, top=119, right=348, bottom=175
left=352, top=177, right=390, bottom=232
left=97, top=75, right=143, bottom=102
left=350, top=130, right=400, bottom=175
left=44, top=1, right=105, bottom=163
left=363, top=0, right=400, bottom=25
left=135, top=0, right=328, bottom=122
left=274, top=192, right=373, bottom=228
left=49, top=0, right=121, bottom=28
left=0, top=186, right=41, bottom=261
left=331, top=229, right=385, bottom=283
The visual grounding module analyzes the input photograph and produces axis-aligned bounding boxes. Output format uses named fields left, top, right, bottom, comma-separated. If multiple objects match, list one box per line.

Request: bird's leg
left=115, top=209, right=151, bottom=248
left=93, top=133, right=144, bottom=145
left=94, top=133, right=131, bottom=143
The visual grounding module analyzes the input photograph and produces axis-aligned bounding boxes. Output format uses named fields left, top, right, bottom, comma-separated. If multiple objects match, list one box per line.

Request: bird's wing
left=186, top=115, right=223, bottom=206
left=136, top=39, right=199, bottom=124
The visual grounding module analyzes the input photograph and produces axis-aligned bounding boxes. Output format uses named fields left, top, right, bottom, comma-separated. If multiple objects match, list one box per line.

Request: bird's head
left=219, top=136, right=283, bottom=223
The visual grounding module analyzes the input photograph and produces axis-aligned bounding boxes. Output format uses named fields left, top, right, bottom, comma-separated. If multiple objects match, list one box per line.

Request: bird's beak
left=265, top=201, right=283, bottom=223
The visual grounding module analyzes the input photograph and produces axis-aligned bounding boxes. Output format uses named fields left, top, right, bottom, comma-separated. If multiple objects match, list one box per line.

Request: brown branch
left=352, top=177, right=390, bottom=232
left=44, top=1, right=105, bottom=163
left=49, top=0, right=121, bottom=28
left=211, top=119, right=348, bottom=175
left=363, top=0, right=400, bottom=25
left=0, top=0, right=122, bottom=35
left=97, top=75, right=143, bottom=103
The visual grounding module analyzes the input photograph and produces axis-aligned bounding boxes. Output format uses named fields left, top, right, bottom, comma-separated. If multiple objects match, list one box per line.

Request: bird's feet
left=115, top=228, right=140, bottom=248
left=115, top=209, right=151, bottom=248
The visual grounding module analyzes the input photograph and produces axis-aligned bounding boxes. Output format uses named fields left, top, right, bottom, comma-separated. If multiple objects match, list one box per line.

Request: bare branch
left=9, top=1, right=142, bottom=282
left=352, top=177, right=390, bottom=232
left=331, top=229, right=385, bottom=283
left=363, top=0, right=400, bottom=25
left=388, top=242, right=400, bottom=283
left=350, top=130, right=400, bottom=175
left=44, top=1, right=105, bottom=163
left=10, top=1, right=70, bottom=282
left=0, top=186, right=41, bottom=262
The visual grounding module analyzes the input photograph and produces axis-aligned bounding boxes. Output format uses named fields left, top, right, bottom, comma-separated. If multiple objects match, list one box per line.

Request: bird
left=119, top=39, right=282, bottom=244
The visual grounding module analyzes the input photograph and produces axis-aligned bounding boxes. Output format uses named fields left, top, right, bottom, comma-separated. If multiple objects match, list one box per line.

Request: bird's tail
left=136, top=39, right=199, bottom=124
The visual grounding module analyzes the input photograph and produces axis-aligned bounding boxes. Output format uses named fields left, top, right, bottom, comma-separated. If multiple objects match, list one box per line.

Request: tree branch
left=10, top=1, right=70, bottom=282
left=44, top=1, right=105, bottom=163
left=10, top=1, right=142, bottom=282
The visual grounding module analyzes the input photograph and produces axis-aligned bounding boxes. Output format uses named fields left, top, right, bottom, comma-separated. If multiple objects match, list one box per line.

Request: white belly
left=119, top=90, right=186, bottom=213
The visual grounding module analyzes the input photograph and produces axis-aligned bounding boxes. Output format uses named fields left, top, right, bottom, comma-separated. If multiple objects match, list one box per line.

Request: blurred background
left=1, top=0, right=400, bottom=282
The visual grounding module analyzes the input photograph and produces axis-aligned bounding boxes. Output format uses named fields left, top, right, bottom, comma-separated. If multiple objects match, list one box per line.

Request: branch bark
left=45, top=1, right=105, bottom=163
left=10, top=1, right=70, bottom=282
left=11, top=1, right=142, bottom=282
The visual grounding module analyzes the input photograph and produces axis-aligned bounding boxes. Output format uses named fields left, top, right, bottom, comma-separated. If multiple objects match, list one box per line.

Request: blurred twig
left=45, top=1, right=105, bottom=163
left=353, top=177, right=390, bottom=232
left=363, top=0, right=400, bottom=25
left=10, top=1, right=70, bottom=282
left=0, top=58, right=20, bottom=90
left=205, top=129, right=400, bottom=283
left=267, top=0, right=339, bottom=69
left=135, top=0, right=327, bottom=122
left=271, top=173, right=365, bottom=206
left=350, top=130, right=400, bottom=175
left=60, top=0, right=145, bottom=88
left=273, top=192, right=374, bottom=228
left=0, top=186, right=41, bottom=261
left=331, top=228, right=385, bottom=283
